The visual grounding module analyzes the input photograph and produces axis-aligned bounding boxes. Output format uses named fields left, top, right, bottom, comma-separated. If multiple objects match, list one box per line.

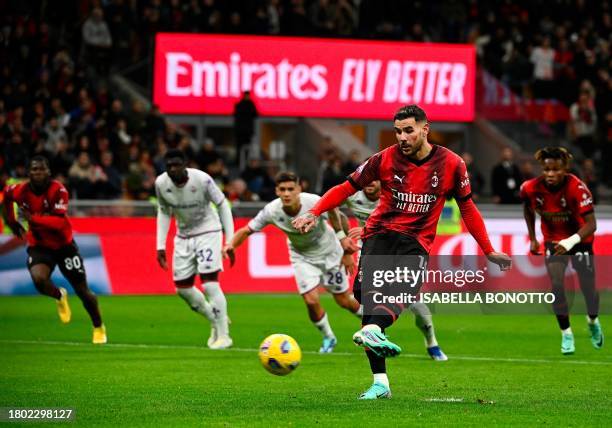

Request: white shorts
left=291, top=247, right=349, bottom=295
left=173, top=231, right=222, bottom=281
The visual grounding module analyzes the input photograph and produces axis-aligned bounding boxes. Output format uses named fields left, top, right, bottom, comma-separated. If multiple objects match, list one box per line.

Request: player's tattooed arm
left=554, top=212, right=596, bottom=255
left=523, top=202, right=541, bottom=255
left=328, top=208, right=359, bottom=254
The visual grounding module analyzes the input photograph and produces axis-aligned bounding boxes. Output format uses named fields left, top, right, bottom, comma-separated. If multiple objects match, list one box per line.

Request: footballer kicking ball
left=258, top=334, right=302, bottom=376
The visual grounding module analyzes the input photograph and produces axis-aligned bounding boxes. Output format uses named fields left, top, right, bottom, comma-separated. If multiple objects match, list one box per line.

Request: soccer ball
left=258, top=334, right=302, bottom=376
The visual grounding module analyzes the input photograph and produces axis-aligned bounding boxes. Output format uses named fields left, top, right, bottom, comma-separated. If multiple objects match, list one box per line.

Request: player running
left=345, top=180, right=448, bottom=361
left=520, top=147, right=602, bottom=354
left=156, top=149, right=235, bottom=349
left=293, top=105, right=511, bottom=399
left=2, top=155, right=107, bottom=344
left=224, top=171, right=362, bottom=353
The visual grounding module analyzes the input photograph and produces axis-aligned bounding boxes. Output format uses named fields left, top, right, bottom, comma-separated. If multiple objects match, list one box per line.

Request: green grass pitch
left=0, top=294, right=610, bottom=427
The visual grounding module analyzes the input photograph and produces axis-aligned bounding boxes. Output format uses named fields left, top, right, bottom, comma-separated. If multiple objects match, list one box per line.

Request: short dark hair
left=275, top=171, right=299, bottom=185
left=393, top=105, right=427, bottom=123
left=29, top=155, right=50, bottom=169
left=164, top=149, right=186, bottom=162
left=534, top=146, right=573, bottom=167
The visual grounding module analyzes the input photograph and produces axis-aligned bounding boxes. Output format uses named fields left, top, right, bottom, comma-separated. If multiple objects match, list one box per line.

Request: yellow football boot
left=92, top=325, right=107, bottom=344
left=56, top=287, right=71, bottom=324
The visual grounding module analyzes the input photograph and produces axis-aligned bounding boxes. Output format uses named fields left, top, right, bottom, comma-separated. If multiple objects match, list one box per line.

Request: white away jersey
left=248, top=193, right=340, bottom=259
left=155, top=168, right=225, bottom=237
left=345, top=191, right=378, bottom=226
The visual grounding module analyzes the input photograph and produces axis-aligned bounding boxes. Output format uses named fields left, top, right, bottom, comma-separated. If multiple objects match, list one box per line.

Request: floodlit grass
left=0, top=295, right=610, bottom=427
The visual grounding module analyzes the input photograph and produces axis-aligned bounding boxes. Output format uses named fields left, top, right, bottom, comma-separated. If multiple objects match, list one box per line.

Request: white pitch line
left=424, top=397, right=465, bottom=403
left=0, top=339, right=610, bottom=366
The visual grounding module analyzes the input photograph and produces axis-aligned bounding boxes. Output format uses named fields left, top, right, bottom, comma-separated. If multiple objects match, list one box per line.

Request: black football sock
left=366, top=349, right=386, bottom=374
left=73, top=282, right=103, bottom=327
left=556, top=315, right=570, bottom=331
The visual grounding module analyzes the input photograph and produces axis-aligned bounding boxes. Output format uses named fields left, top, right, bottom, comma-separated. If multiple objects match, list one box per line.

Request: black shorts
left=545, top=242, right=594, bottom=273
left=354, top=233, right=428, bottom=304
left=27, top=241, right=87, bottom=285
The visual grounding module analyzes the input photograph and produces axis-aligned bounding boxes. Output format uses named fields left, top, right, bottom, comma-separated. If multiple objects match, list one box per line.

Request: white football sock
left=204, top=282, right=229, bottom=336
left=354, top=305, right=363, bottom=318
left=314, top=313, right=335, bottom=338
left=562, top=327, right=573, bottom=335
left=587, top=316, right=599, bottom=325
left=177, top=287, right=214, bottom=321
left=362, top=324, right=381, bottom=332
left=373, top=373, right=389, bottom=387
left=410, top=302, right=438, bottom=347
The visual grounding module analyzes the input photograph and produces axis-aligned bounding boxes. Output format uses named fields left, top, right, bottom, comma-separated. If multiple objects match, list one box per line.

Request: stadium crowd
left=0, top=0, right=610, bottom=202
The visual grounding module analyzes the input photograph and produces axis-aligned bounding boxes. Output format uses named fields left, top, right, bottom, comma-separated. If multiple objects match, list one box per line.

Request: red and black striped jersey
left=520, top=174, right=594, bottom=243
left=348, top=144, right=470, bottom=252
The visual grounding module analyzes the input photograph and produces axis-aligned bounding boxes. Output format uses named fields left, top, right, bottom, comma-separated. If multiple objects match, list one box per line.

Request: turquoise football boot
left=358, top=382, right=391, bottom=400
left=588, top=318, right=604, bottom=349
left=352, top=325, right=401, bottom=358
left=561, top=332, right=575, bottom=355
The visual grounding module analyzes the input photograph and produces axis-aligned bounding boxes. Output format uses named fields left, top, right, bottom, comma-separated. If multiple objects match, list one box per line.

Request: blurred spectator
left=196, top=139, right=222, bottom=172
left=461, top=152, right=485, bottom=200
left=69, top=152, right=98, bottom=199
left=51, top=138, right=74, bottom=178
left=125, top=151, right=156, bottom=200
left=580, top=158, right=599, bottom=204
left=491, top=148, right=522, bottom=204
left=569, top=91, right=598, bottom=159
left=233, top=91, right=258, bottom=157
left=299, top=177, right=312, bottom=193
left=4, top=134, right=29, bottom=174
left=82, top=7, right=113, bottom=74
left=519, top=160, right=537, bottom=182
left=309, top=0, right=338, bottom=36
left=145, top=105, right=166, bottom=139
left=44, top=117, right=67, bottom=153
left=226, top=178, right=259, bottom=202
left=320, top=152, right=345, bottom=193
left=342, top=150, right=362, bottom=176
left=530, top=36, right=555, bottom=99
left=241, top=158, right=275, bottom=197
left=96, top=151, right=122, bottom=199
left=153, top=139, right=169, bottom=174
left=177, top=135, right=196, bottom=161
left=205, top=157, right=230, bottom=189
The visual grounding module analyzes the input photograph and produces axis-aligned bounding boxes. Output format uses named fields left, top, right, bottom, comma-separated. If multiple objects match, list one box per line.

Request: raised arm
left=292, top=181, right=358, bottom=233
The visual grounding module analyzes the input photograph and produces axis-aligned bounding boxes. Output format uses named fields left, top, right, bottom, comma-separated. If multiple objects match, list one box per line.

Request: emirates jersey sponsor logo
left=391, top=188, right=437, bottom=213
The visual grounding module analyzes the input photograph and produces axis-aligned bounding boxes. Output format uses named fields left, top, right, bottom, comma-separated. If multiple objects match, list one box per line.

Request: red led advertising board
left=154, top=34, right=476, bottom=121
